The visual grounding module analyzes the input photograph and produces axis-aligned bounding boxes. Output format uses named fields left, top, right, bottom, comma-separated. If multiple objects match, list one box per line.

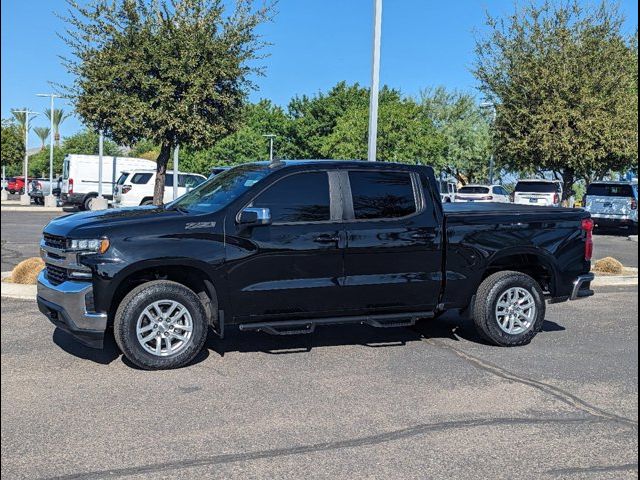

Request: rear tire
left=472, top=271, right=545, bottom=347
left=140, top=198, right=154, bottom=206
left=114, top=280, right=209, bottom=370
left=82, top=194, right=96, bottom=211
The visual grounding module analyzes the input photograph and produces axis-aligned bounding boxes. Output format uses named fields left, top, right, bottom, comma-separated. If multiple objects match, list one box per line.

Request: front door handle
left=314, top=234, right=340, bottom=244
left=411, top=232, right=437, bottom=240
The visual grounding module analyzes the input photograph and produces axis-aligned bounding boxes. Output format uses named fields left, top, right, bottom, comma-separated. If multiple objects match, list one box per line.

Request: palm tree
left=11, top=108, right=30, bottom=138
left=34, top=127, right=51, bottom=151
left=44, top=108, right=70, bottom=147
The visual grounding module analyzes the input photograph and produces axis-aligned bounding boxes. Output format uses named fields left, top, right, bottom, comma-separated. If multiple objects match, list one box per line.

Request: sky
left=1, top=0, right=638, bottom=149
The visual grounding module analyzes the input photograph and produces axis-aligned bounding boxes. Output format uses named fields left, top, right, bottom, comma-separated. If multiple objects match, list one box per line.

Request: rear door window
left=252, top=171, right=331, bottom=223
left=348, top=171, right=417, bottom=220
left=586, top=184, right=635, bottom=197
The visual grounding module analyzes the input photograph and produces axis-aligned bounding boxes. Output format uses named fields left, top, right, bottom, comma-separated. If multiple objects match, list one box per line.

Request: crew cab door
left=340, top=169, right=443, bottom=315
left=227, top=170, right=346, bottom=321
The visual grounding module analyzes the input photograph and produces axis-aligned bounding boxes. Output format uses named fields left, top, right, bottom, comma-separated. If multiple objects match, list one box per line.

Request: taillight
left=582, top=218, right=594, bottom=261
left=553, top=193, right=560, bottom=204
left=68, top=178, right=74, bottom=194
left=122, top=185, right=132, bottom=194
left=631, top=198, right=637, bottom=210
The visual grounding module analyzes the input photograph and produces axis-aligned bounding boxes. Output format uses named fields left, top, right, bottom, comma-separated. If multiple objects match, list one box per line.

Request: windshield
left=459, top=186, right=489, bottom=194
left=116, top=173, right=129, bottom=185
left=515, top=181, right=558, bottom=193
left=586, top=183, right=636, bottom=198
left=166, top=164, right=271, bottom=213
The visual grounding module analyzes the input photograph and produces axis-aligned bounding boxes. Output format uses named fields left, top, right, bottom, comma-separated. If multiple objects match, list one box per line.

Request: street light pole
left=480, top=102, right=497, bottom=184
left=90, top=129, right=108, bottom=210
left=173, top=145, right=179, bottom=201
left=36, top=93, right=60, bottom=206
left=13, top=109, right=39, bottom=205
left=367, top=0, right=383, bottom=162
left=262, top=134, right=276, bottom=162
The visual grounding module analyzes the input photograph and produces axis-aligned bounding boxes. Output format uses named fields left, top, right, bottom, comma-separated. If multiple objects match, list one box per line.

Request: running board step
left=238, top=311, right=434, bottom=336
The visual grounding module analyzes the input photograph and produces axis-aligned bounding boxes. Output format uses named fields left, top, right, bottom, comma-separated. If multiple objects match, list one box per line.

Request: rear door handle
left=314, top=234, right=340, bottom=244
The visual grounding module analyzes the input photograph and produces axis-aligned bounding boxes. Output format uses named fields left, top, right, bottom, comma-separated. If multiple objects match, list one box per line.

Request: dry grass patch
left=592, top=257, right=625, bottom=275
left=6, top=257, right=45, bottom=285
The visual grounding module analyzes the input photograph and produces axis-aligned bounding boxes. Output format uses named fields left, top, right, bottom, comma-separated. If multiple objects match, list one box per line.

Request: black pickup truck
left=37, top=161, right=595, bottom=369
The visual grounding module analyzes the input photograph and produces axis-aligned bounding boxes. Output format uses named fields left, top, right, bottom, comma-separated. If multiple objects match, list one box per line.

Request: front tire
left=472, top=271, right=545, bottom=347
left=114, top=280, right=209, bottom=370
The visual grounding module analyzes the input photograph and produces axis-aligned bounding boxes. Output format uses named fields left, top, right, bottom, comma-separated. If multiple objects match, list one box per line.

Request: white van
left=113, top=169, right=206, bottom=207
left=438, top=179, right=457, bottom=203
left=61, top=154, right=156, bottom=210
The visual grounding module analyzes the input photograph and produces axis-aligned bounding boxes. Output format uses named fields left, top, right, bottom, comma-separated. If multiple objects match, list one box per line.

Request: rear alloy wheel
left=114, top=280, right=209, bottom=369
left=473, top=271, right=545, bottom=346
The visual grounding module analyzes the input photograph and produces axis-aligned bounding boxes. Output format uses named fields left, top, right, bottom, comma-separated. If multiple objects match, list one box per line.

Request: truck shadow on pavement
left=205, top=316, right=567, bottom=358
left=51, top=317, right=566, bottom=367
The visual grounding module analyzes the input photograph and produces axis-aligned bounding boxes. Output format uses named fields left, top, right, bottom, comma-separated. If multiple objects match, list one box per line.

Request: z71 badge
left=185, top=221, right=216, bottom=230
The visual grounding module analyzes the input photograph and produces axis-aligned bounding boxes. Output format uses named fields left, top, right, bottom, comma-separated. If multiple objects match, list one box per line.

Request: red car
left=6, top=177, right=35, bottom=195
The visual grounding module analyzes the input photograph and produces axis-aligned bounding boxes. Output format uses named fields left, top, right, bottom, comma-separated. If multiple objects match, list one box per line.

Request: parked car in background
left=584, top=181, right=638, bottom=233
left=61, top=154, right=157, bottom=210
left=6, top=177, right=35, bottom=195
left=455, top=185, right=511, bottom=203
left=513, top=179, right=563, bottom=207
left=113, top=170, right=206, bottom=206
left=438, top=179, right=457, bottom=203
left=28, top=177, right=62, bottom=205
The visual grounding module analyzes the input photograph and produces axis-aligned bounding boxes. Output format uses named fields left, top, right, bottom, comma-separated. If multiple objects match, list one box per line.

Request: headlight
left=68, top=238, right=110, bottom=254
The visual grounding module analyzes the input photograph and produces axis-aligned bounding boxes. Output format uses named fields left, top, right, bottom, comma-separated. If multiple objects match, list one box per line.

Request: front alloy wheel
left=136, top=300, right=194, bottom=357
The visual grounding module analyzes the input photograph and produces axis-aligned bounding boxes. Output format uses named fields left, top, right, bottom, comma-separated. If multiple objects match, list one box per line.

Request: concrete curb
left=1, top=206, right=63, bottom=212
left=629, top=235, right=638, bottom=243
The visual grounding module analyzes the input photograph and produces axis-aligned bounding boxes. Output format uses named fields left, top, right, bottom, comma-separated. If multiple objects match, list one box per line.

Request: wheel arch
left=106, top=259, right=223, bottom=330
left=483, top=247, right=560, bottom=297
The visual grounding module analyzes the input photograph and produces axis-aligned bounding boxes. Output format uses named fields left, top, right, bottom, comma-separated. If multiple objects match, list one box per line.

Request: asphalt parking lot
left=1, top=285, right=637, bottom=479
left=1, top=210, right=637, bottom=272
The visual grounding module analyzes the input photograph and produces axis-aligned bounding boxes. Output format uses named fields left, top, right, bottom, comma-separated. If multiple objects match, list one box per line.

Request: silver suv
left=584, top=181, right=638, bottom=233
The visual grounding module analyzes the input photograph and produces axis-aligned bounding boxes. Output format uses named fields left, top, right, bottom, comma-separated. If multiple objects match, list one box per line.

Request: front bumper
left=571, top=273, right=595, bottom=301
left=36, top=271, right=107, bottom=348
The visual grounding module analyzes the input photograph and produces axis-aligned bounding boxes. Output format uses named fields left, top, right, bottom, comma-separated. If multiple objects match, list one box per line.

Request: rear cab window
left=586, top=184, right=636, bottom=198
left=459, top=186, right=490, bottom=194
left=515, top=182, right=559, bottom=193
left=348, top=170, right=418, bottom=220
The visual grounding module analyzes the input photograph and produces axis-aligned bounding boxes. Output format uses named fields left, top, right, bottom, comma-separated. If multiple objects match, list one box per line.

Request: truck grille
left=43, top=233, right=67, bottom=250
left=46, top=264, right=67, bottom=285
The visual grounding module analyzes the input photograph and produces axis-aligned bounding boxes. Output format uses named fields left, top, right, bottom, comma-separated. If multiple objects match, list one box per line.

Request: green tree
left=34, top=127, right=51, bottom=151
left=288, top=82, right=370, bottom=158
left=474, top=1, right=638, bottom=198
left=1, top=119, right=25, bottom=176
left=60, top=0, right=273, bottom=204
left=321, top=95, right=445, bottom=164
left=44, top=109, right=71, bottom=147
left=421, top=87, right=492, bottom=184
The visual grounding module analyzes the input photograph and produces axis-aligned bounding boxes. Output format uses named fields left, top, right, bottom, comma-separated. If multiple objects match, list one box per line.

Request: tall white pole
left=37, top=94, right=60, bottom=206
left=48, top=96, right=54, bottom=195
left=173, top=145, right=179, bottom=200
left=367, top=0, right=383, bottom=162
left=98, top=130, right=104, bottom=197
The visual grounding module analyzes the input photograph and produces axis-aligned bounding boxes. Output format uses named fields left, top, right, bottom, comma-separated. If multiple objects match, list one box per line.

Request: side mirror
left=238, top=207, right=271, bottom=226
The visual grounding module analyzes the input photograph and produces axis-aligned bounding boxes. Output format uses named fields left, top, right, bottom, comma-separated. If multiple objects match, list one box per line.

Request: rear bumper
left=590, top=214, right=637, bottom=227
left=36, top=271, right=107, bottom=349
left=570, top=273, right=595, bottom=301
